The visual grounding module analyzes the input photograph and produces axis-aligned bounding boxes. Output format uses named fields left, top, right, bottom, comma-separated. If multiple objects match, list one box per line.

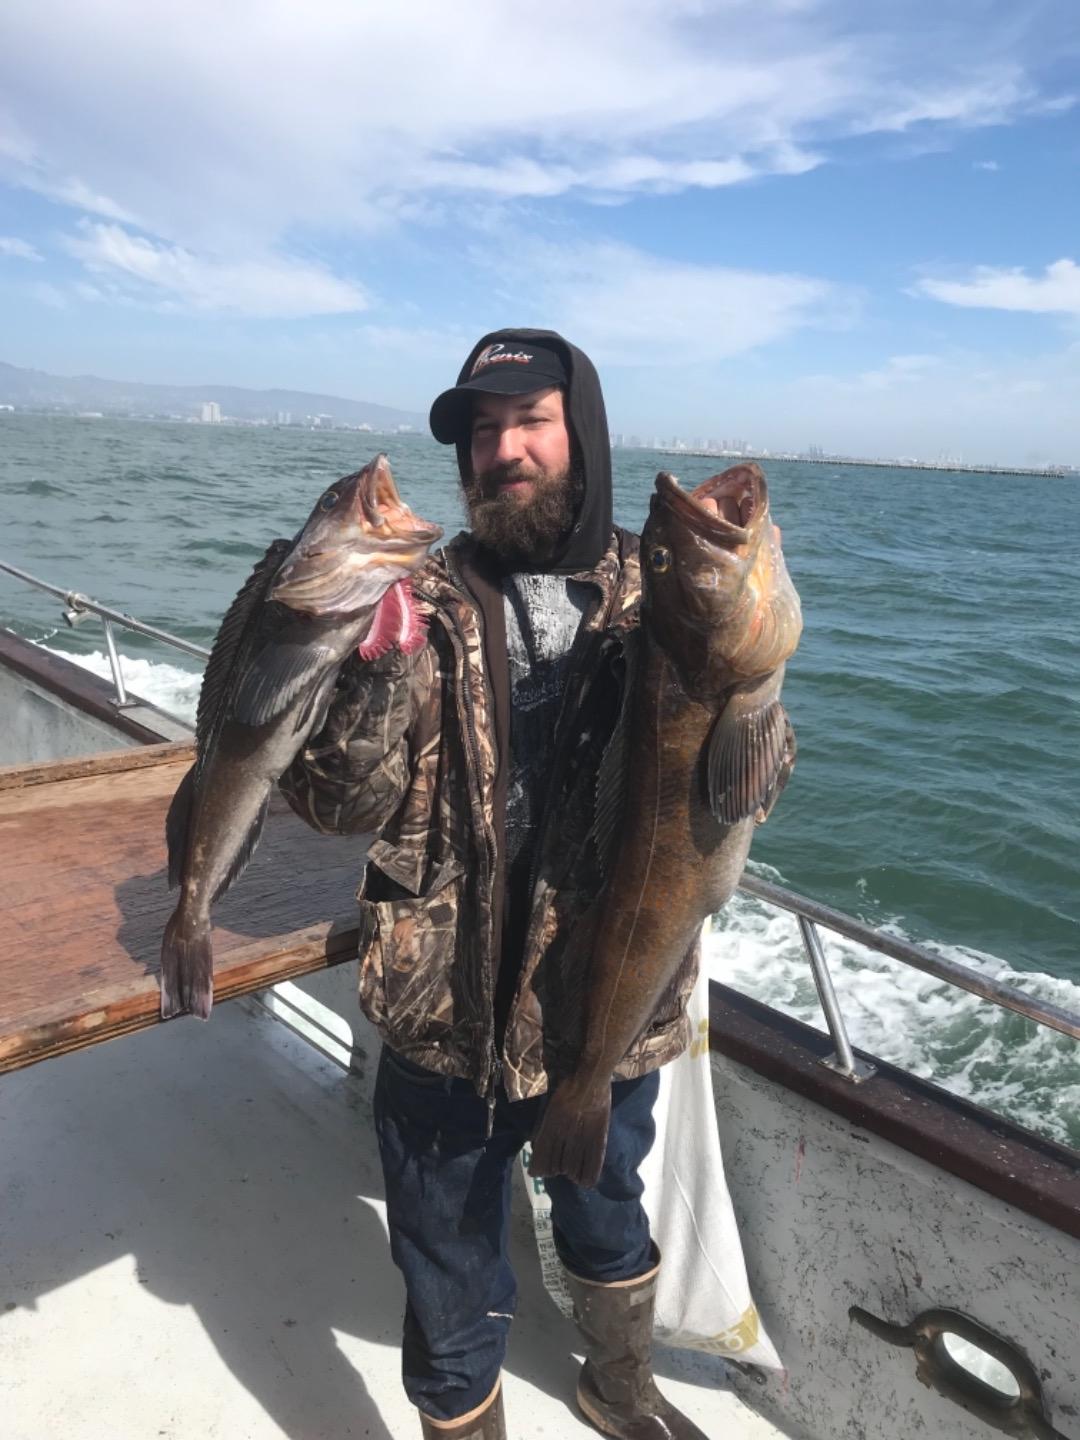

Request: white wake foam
left=42, top=645, right=201, bottom=727
left=710, top=868, right=1080, bottom=1148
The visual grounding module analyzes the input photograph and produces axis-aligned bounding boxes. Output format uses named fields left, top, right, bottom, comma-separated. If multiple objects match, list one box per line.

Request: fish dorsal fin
left=194, top=538, right=292, bottom=764
left=594, top=630, right=640, bottom=878
left=230, top=637, right=338, bottom=728
left=707, top=684, right=796, bottom=824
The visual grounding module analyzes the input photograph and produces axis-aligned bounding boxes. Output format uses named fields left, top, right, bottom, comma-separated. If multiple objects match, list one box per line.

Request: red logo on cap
left=471, top=342, right=534, bottom=376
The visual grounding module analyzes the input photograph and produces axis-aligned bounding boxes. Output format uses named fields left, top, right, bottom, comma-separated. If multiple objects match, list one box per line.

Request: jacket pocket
left=356, top=851, right=464, bottom=1044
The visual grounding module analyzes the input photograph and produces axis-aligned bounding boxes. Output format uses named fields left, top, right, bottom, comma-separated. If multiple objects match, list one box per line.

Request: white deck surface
left=0, top=1001, right=785, bottom=1440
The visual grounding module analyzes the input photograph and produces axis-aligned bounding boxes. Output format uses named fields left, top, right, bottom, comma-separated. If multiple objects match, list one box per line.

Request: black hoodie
left=449, top=327, right=613, bottom=575
left=438, top=330, right=622, bottom=1036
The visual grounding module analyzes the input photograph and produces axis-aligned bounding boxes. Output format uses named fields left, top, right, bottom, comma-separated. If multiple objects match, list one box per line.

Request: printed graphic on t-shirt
left=503, top=574, right=589, bottom=875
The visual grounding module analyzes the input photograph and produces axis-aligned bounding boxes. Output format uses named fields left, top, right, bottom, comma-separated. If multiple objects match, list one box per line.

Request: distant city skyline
left=2, top=377, right=1072, bottom=476
left=1, top=355, right=1075, bottom=472
left=609, top=435, right=1074, bottom=477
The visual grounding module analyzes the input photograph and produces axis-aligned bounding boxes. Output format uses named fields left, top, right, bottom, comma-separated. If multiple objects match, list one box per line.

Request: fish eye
left=649, top=546, right=672, bottom=573
left=319, top=490, right=339, bottom=512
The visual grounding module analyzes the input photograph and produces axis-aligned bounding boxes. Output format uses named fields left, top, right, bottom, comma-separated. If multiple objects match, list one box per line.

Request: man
left=281, top=329, right=708, bottom=1440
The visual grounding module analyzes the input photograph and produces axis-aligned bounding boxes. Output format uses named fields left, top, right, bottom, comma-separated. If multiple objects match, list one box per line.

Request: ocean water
left=3, top=414, right=1078, bottom=1148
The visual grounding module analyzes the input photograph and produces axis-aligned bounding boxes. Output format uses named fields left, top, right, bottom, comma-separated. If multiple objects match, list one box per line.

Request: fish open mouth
left=271, top=457, right=442, bottom=614
left=361, top=454, right=443, bottom=548
left=656, top=464, right=765, bottom=544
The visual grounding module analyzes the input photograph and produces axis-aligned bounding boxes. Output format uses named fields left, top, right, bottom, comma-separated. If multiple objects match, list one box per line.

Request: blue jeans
left=373, top=1046, right=659, bottom=1422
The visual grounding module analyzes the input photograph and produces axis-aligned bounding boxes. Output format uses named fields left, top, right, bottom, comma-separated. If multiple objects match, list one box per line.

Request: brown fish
left=529, top=463, right=802, bottom=1186
left=161, top=455, right=441, bottom=1021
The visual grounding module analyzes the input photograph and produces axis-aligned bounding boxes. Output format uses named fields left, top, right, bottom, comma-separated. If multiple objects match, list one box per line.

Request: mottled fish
left=529, top=463, right=802, bottom=1186
left=161, top=454, right=441, bottom=1020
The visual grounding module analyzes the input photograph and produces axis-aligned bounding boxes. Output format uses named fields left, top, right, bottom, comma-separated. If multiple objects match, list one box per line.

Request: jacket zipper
left=415, top=567, right=501, bottom=1125
left=496, top=584, right=623, bottom=1085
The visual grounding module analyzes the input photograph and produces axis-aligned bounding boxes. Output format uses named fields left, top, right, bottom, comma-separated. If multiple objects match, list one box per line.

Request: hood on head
left=436, top=327, right=613, bottom=575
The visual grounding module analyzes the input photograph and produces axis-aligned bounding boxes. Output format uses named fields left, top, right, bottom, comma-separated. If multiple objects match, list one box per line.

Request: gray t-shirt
left=502, top=572, right=591, bottom=881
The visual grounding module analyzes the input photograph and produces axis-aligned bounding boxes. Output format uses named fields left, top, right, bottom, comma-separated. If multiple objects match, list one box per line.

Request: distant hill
left=0, top=360, right=426, bottom=429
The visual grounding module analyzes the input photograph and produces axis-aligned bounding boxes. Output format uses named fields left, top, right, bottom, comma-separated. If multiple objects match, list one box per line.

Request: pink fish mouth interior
left=656, top=463, right=765, bottom=544
left=362, top=454, right=442, bottom=547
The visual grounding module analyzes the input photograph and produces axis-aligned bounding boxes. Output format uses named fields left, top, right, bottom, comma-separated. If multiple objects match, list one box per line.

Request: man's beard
left=462, top=457, right=585, bottom=570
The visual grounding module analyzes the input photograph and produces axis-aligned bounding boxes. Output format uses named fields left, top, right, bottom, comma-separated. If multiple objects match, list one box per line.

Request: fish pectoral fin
left=707, top=692, right=796, bottom=825
left=230, top=640, right=337, bottom=727
left=165, top=764, right=197, bottom=888
left=292, top=667, right=340, bottom=738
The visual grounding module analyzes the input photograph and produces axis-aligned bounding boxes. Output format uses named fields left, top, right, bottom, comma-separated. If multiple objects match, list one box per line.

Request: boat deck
left=0, top=994, right=785, bottom=1440
left=0, top=742, right=365, bottom=1073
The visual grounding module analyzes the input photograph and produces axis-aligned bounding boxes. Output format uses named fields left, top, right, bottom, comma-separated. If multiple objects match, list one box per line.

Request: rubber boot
left=418, top=1378, right=506, bottom=1439
left=564, top=1248, right=710, bottom=1439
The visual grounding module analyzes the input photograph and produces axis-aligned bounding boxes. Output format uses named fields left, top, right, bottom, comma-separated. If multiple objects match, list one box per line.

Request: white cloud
left=794, top=352, right=948, bottom=397
left=354, top=324, right=473, bottom=360
left=0, top=1, right=1069, bottom=248
left=414, top=148, right=817, bottom=199
left=302, top=242, right=846, bottom=383
left=63, top=222, right=369, bottom=318
left=916, top=259, right=1080, bottom=315
left=28, top=281, right=67, bottom=309
left=780, top=344, right=1080, bottom=464
left=833, top=353, right=944, bottom=391
left=478, top=238, right=850, bottom=366
left=1, top=113, right=137, bottom=223
left=974, top=159, right=1000, bottom=171
left=41, top=174, right=137, bottom=223
left=866, top=75, right=1038, bottom=133
left=0, top=235, right=42, bottom=261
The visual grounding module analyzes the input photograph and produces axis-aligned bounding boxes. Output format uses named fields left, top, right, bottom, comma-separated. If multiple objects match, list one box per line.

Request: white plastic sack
left=521, top=946, right=783, bottom=1369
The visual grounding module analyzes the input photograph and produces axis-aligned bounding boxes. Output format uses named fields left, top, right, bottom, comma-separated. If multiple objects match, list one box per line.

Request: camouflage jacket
left=279, top=529, right=697, bottom=1101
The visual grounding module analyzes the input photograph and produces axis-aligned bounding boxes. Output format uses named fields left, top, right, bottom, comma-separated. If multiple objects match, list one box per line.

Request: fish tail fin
left=160, top=906, right=214, bottom=1020
left=528, top=1081, right=612, bottom=1190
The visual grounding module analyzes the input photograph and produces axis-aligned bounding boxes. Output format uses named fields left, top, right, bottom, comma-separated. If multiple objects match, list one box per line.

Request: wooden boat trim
left=0, top=739, right=193, bottom=790
left=0, top=924, right=360, bottom=1075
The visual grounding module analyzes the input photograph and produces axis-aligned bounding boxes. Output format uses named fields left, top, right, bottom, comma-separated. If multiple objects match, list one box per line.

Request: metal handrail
left=6, top=555, right=1079, bottom=1083
left=794, top=912, right=876, bottom=1081
left=737, top=873, right=1080, bottom=1081
left=0, top=558, right=209, bottom=707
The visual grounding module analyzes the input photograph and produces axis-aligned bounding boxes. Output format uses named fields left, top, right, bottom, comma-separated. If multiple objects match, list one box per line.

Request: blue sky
left=2, top=0, right=1079, bottom=464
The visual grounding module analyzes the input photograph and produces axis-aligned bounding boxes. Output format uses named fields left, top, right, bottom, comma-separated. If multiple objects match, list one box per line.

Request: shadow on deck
left=0, top=998, right=769, bottom=1440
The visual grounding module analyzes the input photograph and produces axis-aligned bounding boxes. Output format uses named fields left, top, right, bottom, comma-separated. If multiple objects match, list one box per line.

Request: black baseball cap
left=429, top=338, right=569, bottom=444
